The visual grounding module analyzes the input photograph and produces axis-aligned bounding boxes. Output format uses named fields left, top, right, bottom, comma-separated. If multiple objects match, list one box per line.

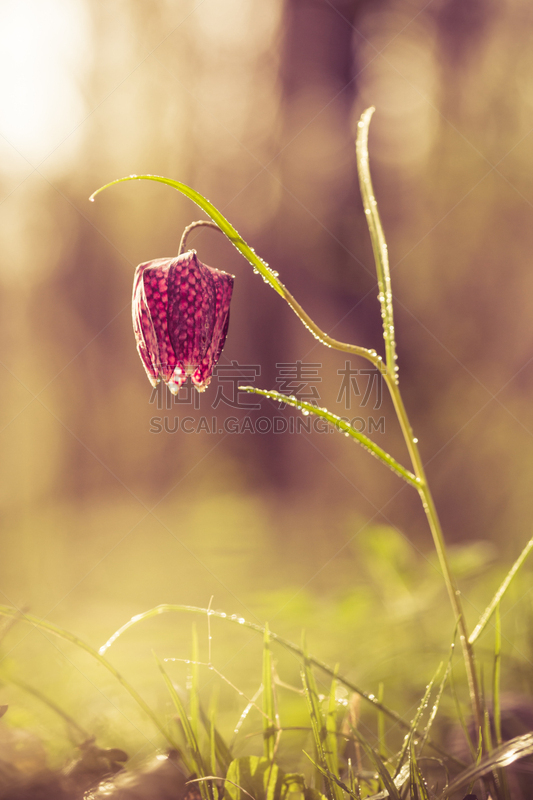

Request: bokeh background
left=1, top=0, right=533, bottom=763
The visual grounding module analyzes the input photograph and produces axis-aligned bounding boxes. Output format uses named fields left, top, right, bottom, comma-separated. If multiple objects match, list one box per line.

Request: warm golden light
left=0, top=0, right=89, bottom=167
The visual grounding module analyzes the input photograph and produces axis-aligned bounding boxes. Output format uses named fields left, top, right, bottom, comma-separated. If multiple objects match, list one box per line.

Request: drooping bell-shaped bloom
left=132, top=251, right=234, bottom=393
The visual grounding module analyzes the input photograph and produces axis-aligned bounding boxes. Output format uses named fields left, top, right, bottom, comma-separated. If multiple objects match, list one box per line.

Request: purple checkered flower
left=132, top=250, right=234, bottom=394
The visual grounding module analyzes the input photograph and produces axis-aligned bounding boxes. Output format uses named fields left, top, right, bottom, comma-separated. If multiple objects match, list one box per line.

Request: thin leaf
left=355, top=107, right=397, bottom=380
left=438, top=733, right=533, bottom=799
left=409, top=739, right=430, bottom=800
left=420, top=639, right=456, bottom=752
left=469, top=533, right=533, bottom=644
left=449, top=668, right=475, bottom=760
left=201, top=704, right=234, bottom=775
left=394, top=663, right=442, bottom=778
left=493, top=605, right=502, bottom=746
left=210, top=713, right=217, bottom=777
left=301, top=645, right=343, bottom=800
left=5, top=675, right=88, bottom=742
left=348, top=726, right=401, bottom=800
left=154, top=653, right=212, bottom=800
left=0, top=605, right=179, bottom=750
left=303, top=752, right=357, bottom=799
left=301, top=661, right=328, bottom=797
left=191, top=776, right=256, bottom=800
left=491, top=607, right=511, bottom=800
left=377, top=683, right=386, bottom=763
left=224, top=756, right=282, bottom=800
left=238, top=387, right=418, bottom=489
left=263, top=624, right=277, bottom=761
left=325, top=668, right=339, bottom=780
left=190, top=624, right=200, bottom=742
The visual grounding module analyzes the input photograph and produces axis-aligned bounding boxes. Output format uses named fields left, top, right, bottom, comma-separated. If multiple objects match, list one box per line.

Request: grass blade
left=301, top=643, right=343, bottom=800
left=190, top=624, right=200, bottom=743
left=355, top=107, right=397, bottom=380
left=262, top=624, right=277, bottom=761
left=493, top=604, right=502, bottom=746
left=409, top=739, right=430, bottom=800
left=469, top=533, right=533, bottom=645
left=348, top=725, right=401, bottom=800
left=449, top=668, right=475, bottom=760
left=238, top=387, right=418, bottom=489
left=201, top=704, right=234, bottom=775
left=439, top=732, right=533, bottom=798
left=4, top=675, right=89, bottom=743
left=303, top=752, right=357, bottom=799
left=492, top=605, right=511, bottom=800
left=394, top=663, right=441, bottom=778
left=154, top=652, right=212, bottom=800
left=0, top=605, right=180, bottom=751
left=420, top=639, right=455, bottom=752
left=325, top=668, right=339, bottom=780
left=377, top=682, right=386, bottom=763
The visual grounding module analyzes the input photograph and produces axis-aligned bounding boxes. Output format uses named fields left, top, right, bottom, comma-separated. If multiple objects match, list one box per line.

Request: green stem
left=384, top=375, right=481, bottom=729
left=356, top=108, right=397, bottom=379
left=355, top=108, right=481, bottom=730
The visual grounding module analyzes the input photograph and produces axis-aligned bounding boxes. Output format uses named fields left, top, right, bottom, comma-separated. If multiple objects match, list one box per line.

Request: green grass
left=1, top=575, right=533, bottom=798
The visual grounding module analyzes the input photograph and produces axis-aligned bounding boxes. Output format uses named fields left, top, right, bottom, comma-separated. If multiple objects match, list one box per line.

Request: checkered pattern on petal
left=141, top=259, right=177, bottom=382
left=192, top=268, right=234, bottom=391
left=132, top=251, right=234, bottom=394
left=167, top=252, right=217, bottom=374
left=132, top=263, right=160, bottom=386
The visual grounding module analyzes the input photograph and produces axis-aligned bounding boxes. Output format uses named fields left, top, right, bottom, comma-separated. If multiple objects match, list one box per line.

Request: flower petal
left=132, top=264, right=160, bottom=386
left=166, top=252, right=217, bottom=375
left=132, top=251, right=234, bottom=395
left=141, top=259, right=177, bottom=382
left=192, top=268, right=234, bottom=391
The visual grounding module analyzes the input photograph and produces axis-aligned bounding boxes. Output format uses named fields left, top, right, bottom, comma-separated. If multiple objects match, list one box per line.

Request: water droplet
left=413, top=437, right=418, bottom=443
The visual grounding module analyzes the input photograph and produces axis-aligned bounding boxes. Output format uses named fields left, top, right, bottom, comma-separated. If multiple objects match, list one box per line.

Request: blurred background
left=1, top=0, right=533, bottom=763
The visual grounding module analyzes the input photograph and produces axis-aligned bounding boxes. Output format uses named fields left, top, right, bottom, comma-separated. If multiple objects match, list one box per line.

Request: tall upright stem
left=384, top=375, right=482, bottom=729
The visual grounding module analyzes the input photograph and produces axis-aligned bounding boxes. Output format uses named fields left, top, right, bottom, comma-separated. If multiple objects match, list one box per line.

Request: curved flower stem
left=277, top=284, right=386, bottom=372
left=178, top=220, right=224, bottom=256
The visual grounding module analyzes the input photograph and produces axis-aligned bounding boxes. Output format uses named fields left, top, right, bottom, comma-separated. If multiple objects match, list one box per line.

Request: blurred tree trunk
left=249, top=0, right=382, bottom=492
